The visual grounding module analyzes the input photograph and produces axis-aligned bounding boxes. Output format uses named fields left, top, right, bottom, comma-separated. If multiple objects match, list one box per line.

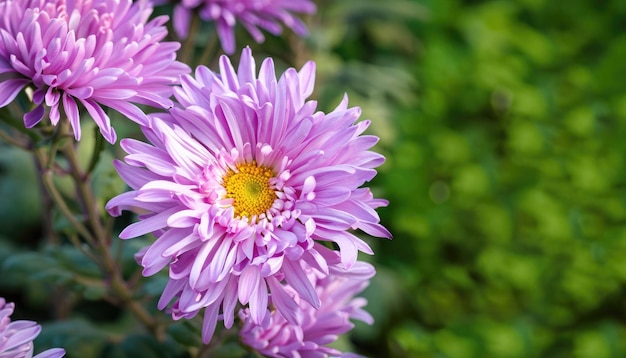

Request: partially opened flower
left=239, top=259, right=375, bottom=358
left=106, top=47, right=390, bottom=342
left=171, top=0, right=316, bottom=54
left=0, top=298, right=65, bottom=358
left=0, top=0, right=189, bottom=143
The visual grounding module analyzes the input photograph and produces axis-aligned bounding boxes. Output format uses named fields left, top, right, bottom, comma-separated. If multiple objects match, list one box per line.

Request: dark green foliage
left=311, top=0, right=626, bottom=356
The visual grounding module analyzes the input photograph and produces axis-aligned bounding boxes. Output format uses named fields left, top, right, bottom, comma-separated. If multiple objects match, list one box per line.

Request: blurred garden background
left=2, top=0, right=626, bottom=356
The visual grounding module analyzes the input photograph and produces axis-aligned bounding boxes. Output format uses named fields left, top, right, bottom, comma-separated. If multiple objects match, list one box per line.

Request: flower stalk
left=58, top=121, right=165, bottom=340
left=3, top=114, right=164, bottom=340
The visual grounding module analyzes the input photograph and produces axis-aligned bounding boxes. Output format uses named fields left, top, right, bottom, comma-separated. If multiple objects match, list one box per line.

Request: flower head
left=106, top=47, right=390, bottom=342
left=0, top=0, right=189, bottom=143
left=0, top=298, right=65, bottom=358
left=171, top=0, right=316, bottom=54
left=239, top=260, right=375, bottom=358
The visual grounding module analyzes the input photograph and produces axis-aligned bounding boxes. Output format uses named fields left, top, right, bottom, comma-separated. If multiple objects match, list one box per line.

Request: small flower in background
left=0, top=298, right=65, bottom=358
left=170, top=0, right=316, bottom=54
left=0, top=0, right=189, bottom=143
left=239, top=259, right=375, bottom=358
left=106, top=46, right=390, bottom=343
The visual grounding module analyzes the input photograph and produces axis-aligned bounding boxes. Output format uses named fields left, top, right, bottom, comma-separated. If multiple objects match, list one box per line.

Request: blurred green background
left=2, top=0, right=626, bottom=357
left=310, top=0, right=626, bottom=356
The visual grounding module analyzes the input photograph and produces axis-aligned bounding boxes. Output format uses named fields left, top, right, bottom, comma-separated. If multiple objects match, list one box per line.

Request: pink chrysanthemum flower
left=0, top=0, right=189, bottom=143
left=239, top=259, right=375, bottom=358
left=0, top=298, right=65, bottom=358
left=106, top=47, right=390, bottom=342
left=170, top=0, right=316, bottom=54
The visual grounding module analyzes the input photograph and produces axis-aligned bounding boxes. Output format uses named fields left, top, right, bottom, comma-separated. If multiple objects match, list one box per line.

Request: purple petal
left=158, top=279, right=186, bottom=310
left=0, top=78, right=29, bottom=107
left=3, top=323, right=40, bottom=351
left=173, top=5, right=191, bottom=39
left=62, top=94, right=81, bottom=140
left=34, top=348, right=66, bottom=358
left=222, top=276, right=238, bottom=328
left=238, top=265, right=260, bottom=304
left=283, top=259, right=320, bottom=309
left=267, top=276, right=301, bottom=325
left=119, top=207, right=180, bottom=239
left=249, top=276, right=268, bottom=324
left=23, top=104, right=45, bottom=128
left=201, top=300, right=221, bottom=344
left=79, top=98, right=116, bottom=143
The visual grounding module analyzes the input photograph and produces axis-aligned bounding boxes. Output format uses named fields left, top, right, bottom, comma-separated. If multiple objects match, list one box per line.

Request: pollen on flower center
left=222, top=161, right=276, bottom=218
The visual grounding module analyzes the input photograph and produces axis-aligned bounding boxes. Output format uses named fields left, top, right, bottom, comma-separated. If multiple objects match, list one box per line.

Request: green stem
left=2, top=93, right=162, bottom=336
left=32, top=148, right=59, bottom=245
left=1, top=99, right=43, bottom=143
left=196, top=31, right=219, bottom=68
left=61, top=138, right=107, bottom=242
left=35, top=147, right=96, bottom=245
left=109, top=272, right=164, bottom=339
left=60, top=128, right=164, bottom=340
left=67, top=232, right=99, bottom=263
left=0, top=126, right=29, bottom=149
left=86, top=124, right=105, bottom=175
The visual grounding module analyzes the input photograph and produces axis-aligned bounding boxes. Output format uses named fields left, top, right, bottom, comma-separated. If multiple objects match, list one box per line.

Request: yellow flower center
left=222, top=161, right=276, bottom=218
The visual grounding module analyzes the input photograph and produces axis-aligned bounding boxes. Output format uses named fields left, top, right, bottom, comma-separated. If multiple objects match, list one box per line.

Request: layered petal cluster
left=106, top=47, right=390, bottom=343
left=0, top=0, right=189, bottom=143
left=171, top=0, right=316, bottom=54
left=0, top=298, right=65, bottom=358
left=239, top=259, right=375, bottom=358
